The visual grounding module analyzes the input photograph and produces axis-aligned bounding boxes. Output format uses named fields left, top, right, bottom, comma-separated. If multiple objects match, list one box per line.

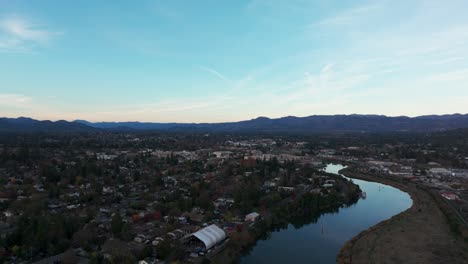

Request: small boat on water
left=360, top=192, right=367, bottom=199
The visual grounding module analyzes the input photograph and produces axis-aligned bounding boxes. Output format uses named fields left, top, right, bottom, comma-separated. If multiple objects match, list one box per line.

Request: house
left=430, top=168, right=452, bottom=178
left=213, top=151, right=232, bottom=158
left=263, top=181, right=277, bottom=188
left=245, top=212, right=260, bottom=222
left=152, top=236, right=164, bottom=246
left=440, top=191, right=459, bottom=200
left=278, top=186, right=295, bottom=192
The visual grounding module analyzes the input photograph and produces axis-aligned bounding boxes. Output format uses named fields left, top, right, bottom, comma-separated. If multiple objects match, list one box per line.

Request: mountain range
left=0, top=117, right=95, bottom=133
left=1, top=114, right=468, bottom=134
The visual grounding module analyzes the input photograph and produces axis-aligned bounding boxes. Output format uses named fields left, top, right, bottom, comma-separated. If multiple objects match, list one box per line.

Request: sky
left=1, top=0, right=468, bottom=123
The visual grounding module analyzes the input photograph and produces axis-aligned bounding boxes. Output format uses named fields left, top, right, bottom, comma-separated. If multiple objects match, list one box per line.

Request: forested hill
left=76, top=114, right=468, bottom=133
left=2, top=114, right=468, bottom=133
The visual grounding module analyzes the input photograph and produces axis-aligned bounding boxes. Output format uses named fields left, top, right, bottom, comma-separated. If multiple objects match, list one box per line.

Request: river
left=240, top=164, right=412, bottom=264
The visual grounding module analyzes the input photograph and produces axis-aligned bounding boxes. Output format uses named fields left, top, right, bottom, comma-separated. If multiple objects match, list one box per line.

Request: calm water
left=240, top=164, right=412, bottom=264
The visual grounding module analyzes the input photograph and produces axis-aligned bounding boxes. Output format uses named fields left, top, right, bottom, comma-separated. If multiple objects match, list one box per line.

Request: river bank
left=210, top=170, right=361, bottom=264
left=337, top=168, right=468, bottom=264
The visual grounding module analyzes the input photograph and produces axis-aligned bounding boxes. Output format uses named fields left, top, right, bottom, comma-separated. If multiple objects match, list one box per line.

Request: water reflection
left=240, top=164, right=412, bottom=264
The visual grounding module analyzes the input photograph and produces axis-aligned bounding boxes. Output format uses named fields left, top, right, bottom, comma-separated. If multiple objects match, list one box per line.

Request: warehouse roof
left=192, top=224, right=226, bottom=250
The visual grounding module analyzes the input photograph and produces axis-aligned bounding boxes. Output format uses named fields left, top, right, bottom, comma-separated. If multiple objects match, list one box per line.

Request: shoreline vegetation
left=210, top=171, right=361, bottom=264
left=337, top=166, right=468, bottom=264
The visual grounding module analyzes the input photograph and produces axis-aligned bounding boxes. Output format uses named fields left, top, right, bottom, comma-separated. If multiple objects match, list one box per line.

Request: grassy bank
left=337, top=167, right=468, bottom=264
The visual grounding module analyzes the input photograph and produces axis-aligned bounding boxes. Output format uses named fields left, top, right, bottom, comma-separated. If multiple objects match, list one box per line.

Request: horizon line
left=2, top=112, right=467, bottom=124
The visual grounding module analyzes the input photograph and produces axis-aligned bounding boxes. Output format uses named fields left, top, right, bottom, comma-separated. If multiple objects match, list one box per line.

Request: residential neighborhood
left=0, top=131, right=467, bottom=263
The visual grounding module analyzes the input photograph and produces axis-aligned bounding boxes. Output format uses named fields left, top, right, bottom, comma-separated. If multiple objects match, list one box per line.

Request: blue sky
left=1, top=0, right=468, bottom=122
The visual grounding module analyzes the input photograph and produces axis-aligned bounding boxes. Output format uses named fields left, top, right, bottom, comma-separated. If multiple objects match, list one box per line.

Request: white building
left=429, top=168, right=452, bottom=178
left=191, top=224, right=227, bottom=251
left=245, top=212, right=260, bottom=222
left=213, top=151, right=232, bottom=158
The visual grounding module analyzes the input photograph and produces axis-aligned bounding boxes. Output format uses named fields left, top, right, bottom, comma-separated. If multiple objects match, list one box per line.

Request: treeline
left=1, top=213, right=83, bottom=261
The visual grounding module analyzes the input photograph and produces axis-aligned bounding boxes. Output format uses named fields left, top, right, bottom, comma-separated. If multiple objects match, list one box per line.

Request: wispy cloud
left=0, top=15, right=60, bottom=52
left=310, top=2, right=383, bottom=27
left=199, top=65, right=230, bottom=82
left=246, top=0, right=332, bottom=17
left=429, top=68, right=468, bottom=82
left=0, top=93, right=32, bottom=107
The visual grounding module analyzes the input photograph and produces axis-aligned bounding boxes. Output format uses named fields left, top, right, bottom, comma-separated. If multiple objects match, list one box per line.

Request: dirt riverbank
left=337, top=169, right=468, bottom=264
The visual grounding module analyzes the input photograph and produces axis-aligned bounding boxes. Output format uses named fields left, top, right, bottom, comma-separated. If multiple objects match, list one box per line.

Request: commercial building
left=190, top=224, right=227, bottom=251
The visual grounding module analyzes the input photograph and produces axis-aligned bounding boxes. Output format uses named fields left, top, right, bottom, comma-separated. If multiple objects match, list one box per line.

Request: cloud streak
left=199, top=65, right=230, bottom=82
left=0, top=94, right=33, bottom=110
left=0, top=15, right=60, bottom=52
left=310, top=2, right=383, bottom=27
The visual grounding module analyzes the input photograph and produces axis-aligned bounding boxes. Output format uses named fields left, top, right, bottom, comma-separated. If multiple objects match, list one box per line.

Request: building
left=278, top=186, right=295, bottom=192
left=245, top=212, right=260, bottom=222
left=430, top=168, right=452, bottom=178
left=440, top=191, right=459, bottom=200
left=190, top=224, right=227, bottom=251
left=213, top=151, right=232, bottom=158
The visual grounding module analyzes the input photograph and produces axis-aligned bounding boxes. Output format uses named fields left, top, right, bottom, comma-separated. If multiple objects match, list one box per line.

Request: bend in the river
left=240, top=164, right=412, bottom=264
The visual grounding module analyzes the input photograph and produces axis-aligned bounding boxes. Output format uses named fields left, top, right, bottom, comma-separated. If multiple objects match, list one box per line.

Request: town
left=0, top=131, right=467, bottom=263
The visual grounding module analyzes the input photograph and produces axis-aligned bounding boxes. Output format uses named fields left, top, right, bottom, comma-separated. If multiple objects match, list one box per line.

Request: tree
left=197, top=191, right=211, bottom=210
left=111, top=214, right=124, bottom=237
left=156, top=240, right=172, bottom=260
left=89, top=252, right=104, bottom=264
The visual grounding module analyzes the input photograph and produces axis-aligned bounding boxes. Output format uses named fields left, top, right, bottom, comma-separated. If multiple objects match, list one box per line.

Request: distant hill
left=76, top=114, right=468, bottom=133
left=74, top=120, right=190, bottom=130
left=2, top=114, right=468, bottom=133
left=0, top=117, right=96, bottom=133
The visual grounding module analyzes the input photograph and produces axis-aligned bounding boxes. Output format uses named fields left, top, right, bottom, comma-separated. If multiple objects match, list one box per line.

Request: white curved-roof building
left=192, top=224, right=226, bottom=250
